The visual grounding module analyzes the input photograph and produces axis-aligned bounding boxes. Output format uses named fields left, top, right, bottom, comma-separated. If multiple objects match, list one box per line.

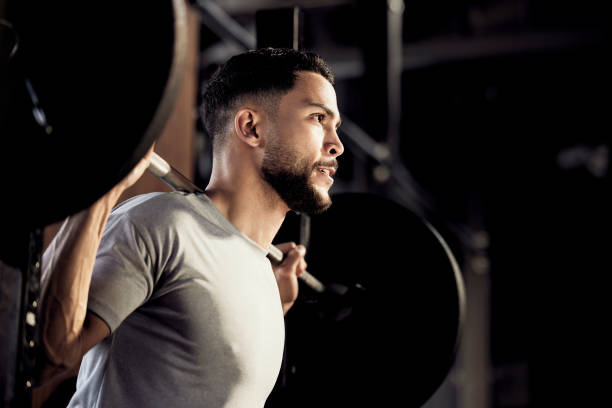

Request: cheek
left=277, top=121, right=324, bottom=159
left=296, top=127, right=325, bottom=156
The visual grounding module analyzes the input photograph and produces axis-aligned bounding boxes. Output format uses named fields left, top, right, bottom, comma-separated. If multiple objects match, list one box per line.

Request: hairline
left=213, top=70, right=334, bottom=153
left=237, top=70, right=333, bottom=116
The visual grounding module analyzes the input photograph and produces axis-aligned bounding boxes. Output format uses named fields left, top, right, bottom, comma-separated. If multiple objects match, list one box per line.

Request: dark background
left=195, top=1, right=611, bottom=407
left=2, top=0, right=610, bottom=407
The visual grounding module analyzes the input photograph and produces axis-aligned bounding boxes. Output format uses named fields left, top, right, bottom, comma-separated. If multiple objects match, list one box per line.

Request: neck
left=204, top=155, right=288, bottom=250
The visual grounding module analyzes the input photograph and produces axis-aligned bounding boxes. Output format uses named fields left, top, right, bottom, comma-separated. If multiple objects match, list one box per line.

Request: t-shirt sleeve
left=86, top=213, right=157, bottom=333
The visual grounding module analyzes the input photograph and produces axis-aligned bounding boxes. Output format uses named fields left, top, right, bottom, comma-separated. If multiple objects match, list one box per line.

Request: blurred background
left=2, top=0, right=611, bottom=407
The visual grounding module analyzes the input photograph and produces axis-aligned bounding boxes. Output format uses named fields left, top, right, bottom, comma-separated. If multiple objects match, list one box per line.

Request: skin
left=206, top=71, right=343, bottom=248
left=34, top=147, right=156, bottom=406
left=206, top=71, right=343, bottom=312
left=35, top=70, right=343, bottom=401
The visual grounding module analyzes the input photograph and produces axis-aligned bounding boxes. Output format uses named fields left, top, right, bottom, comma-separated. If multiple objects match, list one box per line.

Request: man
left=38, top=48, right=343, bottom=407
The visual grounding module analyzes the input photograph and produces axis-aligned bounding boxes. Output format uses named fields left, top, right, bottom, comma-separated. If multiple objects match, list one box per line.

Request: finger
left=291, top=245, right=306, bottom=264
left=130, top=146, right=154, bottom=175
left=279, top=245, right=305, bottom=272
left=296, top=259, right=307, bottom=277
left=274, top=242, right=297, bottom=255
left=144, top=144, right=155, bottom=160
left=116, top=144, right=156, bottom=190
left=282, top=247, right=301, bottom=268
left=137, top=143, right=156, bottom=168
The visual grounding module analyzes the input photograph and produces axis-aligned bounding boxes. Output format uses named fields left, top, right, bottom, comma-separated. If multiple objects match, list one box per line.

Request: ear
left=234, top=108, right=263, bottom=148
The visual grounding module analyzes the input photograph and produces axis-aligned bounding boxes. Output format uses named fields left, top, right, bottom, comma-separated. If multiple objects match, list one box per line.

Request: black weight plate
left=272, top=192, right=465, bottom=407
left=1, top=0, right=187, bottom=229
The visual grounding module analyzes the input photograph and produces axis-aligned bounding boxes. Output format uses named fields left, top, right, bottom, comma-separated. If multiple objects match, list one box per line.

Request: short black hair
left=201, top=48, right=334, bottom=151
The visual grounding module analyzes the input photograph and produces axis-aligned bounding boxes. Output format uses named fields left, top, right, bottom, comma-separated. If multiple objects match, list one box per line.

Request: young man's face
left=261, top=71, right=344, bottom=214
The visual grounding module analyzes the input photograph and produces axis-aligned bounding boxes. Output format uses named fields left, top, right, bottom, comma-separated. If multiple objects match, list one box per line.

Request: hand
left=114, top=143, right=155, bottom=193
left=93, top=143, right=155, bottom=214
left=273, top=242, right=307, bottom=314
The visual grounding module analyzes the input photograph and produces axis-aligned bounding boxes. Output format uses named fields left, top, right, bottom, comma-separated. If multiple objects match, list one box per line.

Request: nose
left=325, top=128, right=344, bottom=157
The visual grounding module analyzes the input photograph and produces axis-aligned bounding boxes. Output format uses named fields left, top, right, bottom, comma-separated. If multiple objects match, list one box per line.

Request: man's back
left=67, top=192, right=285, bottom=408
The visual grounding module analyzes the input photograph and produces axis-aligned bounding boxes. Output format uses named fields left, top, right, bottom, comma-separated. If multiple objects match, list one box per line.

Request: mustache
left=313, top=159, right=339, bottom=171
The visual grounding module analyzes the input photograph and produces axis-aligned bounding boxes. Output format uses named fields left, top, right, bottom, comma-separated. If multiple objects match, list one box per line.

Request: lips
left=318, top=167, right=335, bottom=178
left=315, top=160, right=338, bottom=179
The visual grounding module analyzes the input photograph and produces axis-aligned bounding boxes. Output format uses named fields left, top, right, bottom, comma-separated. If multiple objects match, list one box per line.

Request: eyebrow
left=302, top=100, right=342, bottom=129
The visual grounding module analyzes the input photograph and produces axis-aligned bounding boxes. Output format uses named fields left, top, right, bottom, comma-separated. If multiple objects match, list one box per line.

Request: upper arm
left=85, top=216, right=156, bottom=333
left=81, top=311, right=111, bottom=354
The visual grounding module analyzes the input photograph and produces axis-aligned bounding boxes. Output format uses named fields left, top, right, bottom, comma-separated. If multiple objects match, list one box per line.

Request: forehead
left=279, top=71, right=339, bottom=114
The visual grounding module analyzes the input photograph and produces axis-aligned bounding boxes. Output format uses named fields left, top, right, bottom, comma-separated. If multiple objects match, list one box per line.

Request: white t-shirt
left=67, top=192, right=285, bottom=408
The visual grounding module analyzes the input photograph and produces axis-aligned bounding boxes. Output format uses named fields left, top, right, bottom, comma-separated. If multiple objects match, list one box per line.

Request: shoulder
left=102, top=192, right=192, bottom=240
left=111, top=192, right=198, bottom=223
left=112, top=191, right=190, bottom=213
left=107, top=192, right=223, bottom=240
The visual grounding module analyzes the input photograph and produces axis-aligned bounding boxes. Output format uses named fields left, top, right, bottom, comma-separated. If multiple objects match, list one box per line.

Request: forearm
left=282, top=301, right=294, bottom=315
left=39, top=190, right=121, bottom=368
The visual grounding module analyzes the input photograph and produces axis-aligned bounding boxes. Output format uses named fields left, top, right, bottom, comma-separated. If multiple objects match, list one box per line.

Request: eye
left=314, top=113, right=325, bottom=123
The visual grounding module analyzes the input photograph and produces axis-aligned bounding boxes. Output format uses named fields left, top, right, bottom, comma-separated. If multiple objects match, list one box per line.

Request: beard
left=261, top=141, right=333, bottom=215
